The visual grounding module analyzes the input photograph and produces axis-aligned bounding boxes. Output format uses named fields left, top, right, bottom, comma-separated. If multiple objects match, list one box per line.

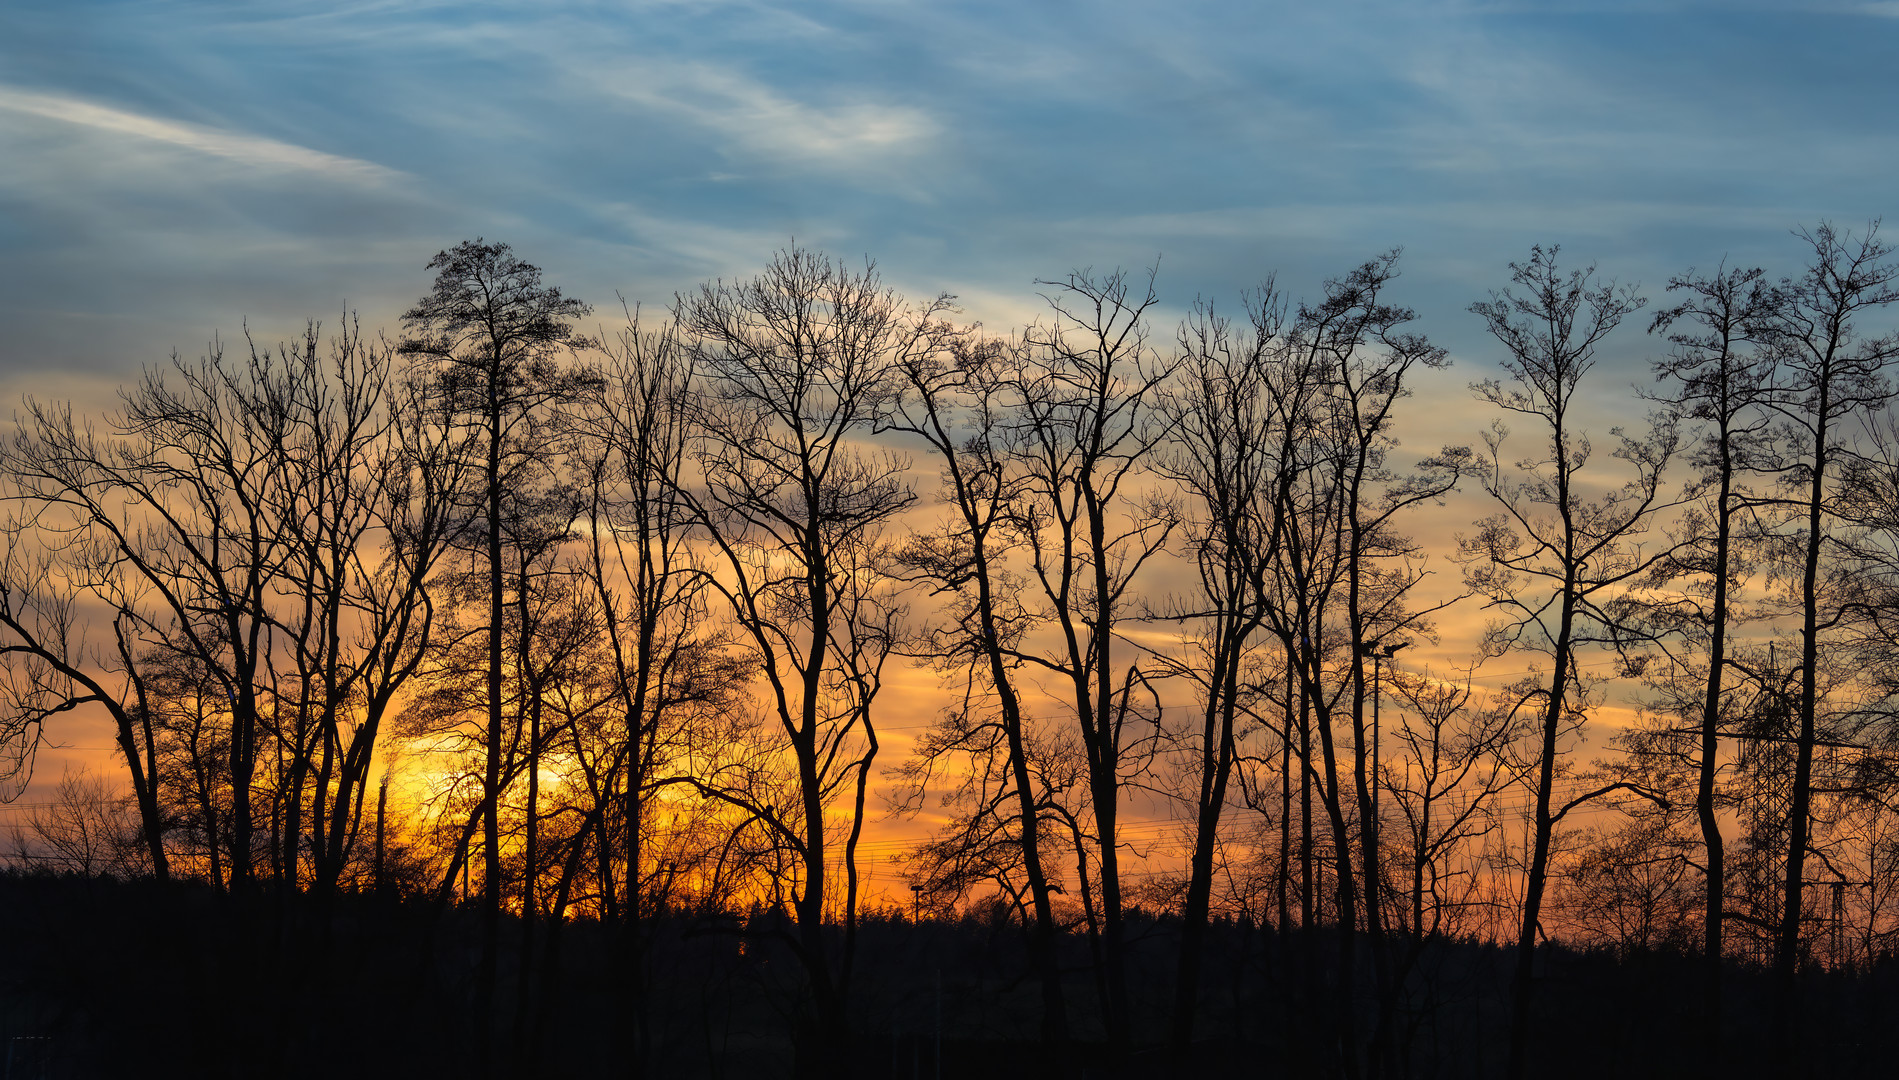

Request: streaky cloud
left=586, top=60, right=941, bottom=174
left=0, top=85, right=405, bottom=185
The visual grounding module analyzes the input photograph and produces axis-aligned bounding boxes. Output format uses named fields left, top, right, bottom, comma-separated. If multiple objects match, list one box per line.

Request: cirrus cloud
left=0, top=85, right=404, bottom=185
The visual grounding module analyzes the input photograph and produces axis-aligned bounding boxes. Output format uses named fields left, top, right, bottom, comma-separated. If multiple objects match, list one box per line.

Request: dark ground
left=1, top=872, right=1894, bottom=1078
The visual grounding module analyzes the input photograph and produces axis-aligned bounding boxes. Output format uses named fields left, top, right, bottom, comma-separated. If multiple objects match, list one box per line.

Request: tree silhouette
left=399, top=238, right=594, bottom=1072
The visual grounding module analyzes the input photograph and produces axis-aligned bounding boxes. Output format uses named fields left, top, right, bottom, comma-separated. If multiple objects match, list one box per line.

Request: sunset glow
left=5, top=2, right=1899, bottom=1077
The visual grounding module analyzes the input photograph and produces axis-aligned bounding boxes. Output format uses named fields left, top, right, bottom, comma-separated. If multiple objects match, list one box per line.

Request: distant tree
left=1554, top=817, right=1699, bottom=957
left=1382, top=664, right=1519, bottom=947
left=5, top=766, right=149, bottom=877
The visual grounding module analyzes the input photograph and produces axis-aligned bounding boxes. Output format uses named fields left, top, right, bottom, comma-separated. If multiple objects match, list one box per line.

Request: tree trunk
left=1506, top=595, right=1576, bottom=1080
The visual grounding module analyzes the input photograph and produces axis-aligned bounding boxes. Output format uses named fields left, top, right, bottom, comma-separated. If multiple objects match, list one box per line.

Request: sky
left=4, top=0, right=1897, bottom=394
left=3, top=0, right=1898, bottom=865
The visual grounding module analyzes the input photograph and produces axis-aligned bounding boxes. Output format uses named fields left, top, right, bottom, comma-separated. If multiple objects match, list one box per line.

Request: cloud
left=0, top=85, right=403, bottom=185
left=592, top=200, right=848, bottom=277
left=586, top=61, right=941, bottom=174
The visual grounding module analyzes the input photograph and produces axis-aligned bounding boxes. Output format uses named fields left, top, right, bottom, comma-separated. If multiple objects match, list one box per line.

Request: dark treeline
left=9, top=870, right=1899, bottom=1079
left=2, top=227, right=1898, bottom=1078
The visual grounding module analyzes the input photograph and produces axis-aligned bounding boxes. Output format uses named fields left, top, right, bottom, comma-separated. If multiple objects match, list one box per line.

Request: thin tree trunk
left=1775, top=396, right=1831, bottom=1068
left=1171, top=620, right=1245, bottom=1051
left=479, top=390, right=505, bottom=1075
left=1506, top=596, right=1576, bottom=1080
left=1697, top=450, right=1734, bottom=1076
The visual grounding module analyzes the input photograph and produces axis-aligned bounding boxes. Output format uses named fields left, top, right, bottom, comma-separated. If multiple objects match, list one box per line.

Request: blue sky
left=2, top=0, right=1896, bottom=394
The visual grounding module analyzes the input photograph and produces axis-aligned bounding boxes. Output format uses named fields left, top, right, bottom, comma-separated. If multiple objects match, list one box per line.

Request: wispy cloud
left=593, top=200, right=850, bottom=277
left=586, top=62, right=940, bottom=174
left=0, top=86, right=403, bottom=185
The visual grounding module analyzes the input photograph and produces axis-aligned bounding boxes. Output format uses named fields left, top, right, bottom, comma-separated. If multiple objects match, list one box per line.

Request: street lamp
left=1357, top=640, right=1410, bottom=838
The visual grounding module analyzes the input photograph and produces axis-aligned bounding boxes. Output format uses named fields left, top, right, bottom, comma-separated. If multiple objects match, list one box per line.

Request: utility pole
left=1832, top=881, right=1846, bottom=969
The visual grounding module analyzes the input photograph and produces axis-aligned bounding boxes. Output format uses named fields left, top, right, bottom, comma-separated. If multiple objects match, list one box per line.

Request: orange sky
left=0, top=270, right=1744, bottom=912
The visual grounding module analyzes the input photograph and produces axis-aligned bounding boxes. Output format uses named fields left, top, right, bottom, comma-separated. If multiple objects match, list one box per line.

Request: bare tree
left=0, top=517, right=170, bottom=879
left=1553, top=817, right=1699, bottom=956
left=1, top=317, right=462, bottom=905
left=6, top=766, right=150, bottom=877
left=1382, top=665, right=1519, bottom=947
left=0, top=344, right=308, bottom=892
left=1217, top=254, right=1463, bottom=1074
left=1751, top=222, right=1899, bottom=1063
left=251, top=321, right=465, bottom=898
left=884, top=327, right=1074, bottom=1054
left=1306, top=253, right=1464, bottom=1077
left=672, top=248, right=942, bottom=1075
left=1637, top=260, right=1776, bottom=1064
left=1151, top=289, right=1283, bottom=1052
left=1379, top=663, right=1520, bottom=1064
left=1006, top=266, right=1177, bottom=1047
left=1463, top=245, right=1676, bottom=1080
left=399, top=238, right=594, bottom=1055
left=569, top=307, right=734, bottom=1078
